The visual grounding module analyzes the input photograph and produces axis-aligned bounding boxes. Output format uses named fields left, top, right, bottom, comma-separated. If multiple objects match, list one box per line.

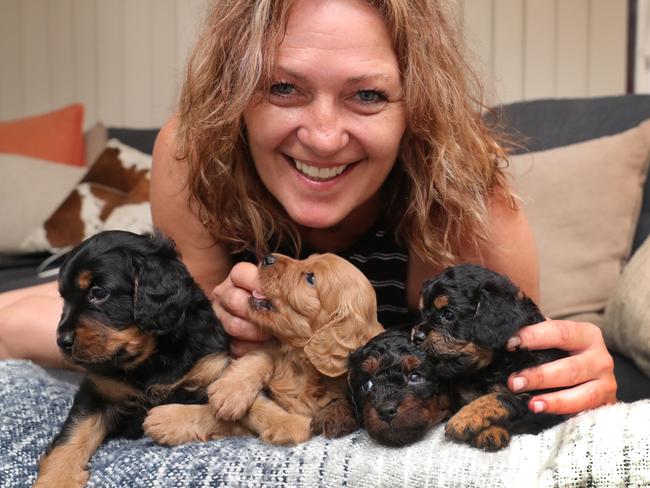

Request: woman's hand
left=506, top=319, right=617, bottom=415
left=211, top=262, right=272, bottom=357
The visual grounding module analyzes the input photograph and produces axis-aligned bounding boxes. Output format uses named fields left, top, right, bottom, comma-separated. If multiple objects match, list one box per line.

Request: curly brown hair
left=176, top=0, right=515, bottom=266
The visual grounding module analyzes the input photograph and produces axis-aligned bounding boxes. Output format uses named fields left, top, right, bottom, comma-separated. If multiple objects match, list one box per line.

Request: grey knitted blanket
left=1, top=360, right=649, bottom=487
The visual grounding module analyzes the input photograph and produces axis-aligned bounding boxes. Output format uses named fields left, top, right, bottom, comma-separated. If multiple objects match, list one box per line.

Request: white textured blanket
left=1, top=360, right=649, bottom=487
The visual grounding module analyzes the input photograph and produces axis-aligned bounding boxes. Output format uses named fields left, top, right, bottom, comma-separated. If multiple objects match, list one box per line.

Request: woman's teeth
left=294, top=159, right=348, bottom=181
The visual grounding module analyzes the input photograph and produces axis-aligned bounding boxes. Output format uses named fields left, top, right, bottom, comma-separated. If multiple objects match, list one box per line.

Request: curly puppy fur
left=412, top=263, right=567, bottom=451
left=35, top=231, right=245, bottom=488
left=348, top=330, right=453, bottom=446
left=145, top=253, right=384, bottom=446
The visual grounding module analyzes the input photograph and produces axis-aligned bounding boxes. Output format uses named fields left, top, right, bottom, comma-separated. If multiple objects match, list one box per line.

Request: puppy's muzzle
left=412, top=328, right=426, bottom=345
left=376, top=401, right=399, bottom=422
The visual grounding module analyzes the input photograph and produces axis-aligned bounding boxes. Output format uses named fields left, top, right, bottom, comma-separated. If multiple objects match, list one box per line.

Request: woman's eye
left=88, top=286, right=109, bottom=305
left=356, top=89, right=387, bottom=104
left=441, top=308, right=455, bottom=322
left=270, top=82, right=295, bottom=96
left=305, top=273, right=316, bottom=287
left=408, top=372, right=424, bottom=384
left=362, top=379, right=374, bottom=392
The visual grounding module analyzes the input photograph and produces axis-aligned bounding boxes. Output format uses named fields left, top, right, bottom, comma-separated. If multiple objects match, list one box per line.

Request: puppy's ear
left=470, top=280, right=540, bottom=348
left=304, top=298, right=384, bottom=378
left=133, top=239, right=194, bottom=336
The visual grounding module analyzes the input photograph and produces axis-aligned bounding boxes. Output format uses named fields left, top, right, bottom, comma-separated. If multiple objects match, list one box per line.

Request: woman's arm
left=150, top=117, right=270, bottom=356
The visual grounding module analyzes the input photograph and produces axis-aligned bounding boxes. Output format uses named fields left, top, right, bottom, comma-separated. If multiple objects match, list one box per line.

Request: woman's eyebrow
left=275, top=66, right=396, bottom=85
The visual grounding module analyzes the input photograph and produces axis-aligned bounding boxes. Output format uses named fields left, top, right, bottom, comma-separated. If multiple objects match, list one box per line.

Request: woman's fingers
left=506, top=318, right=617, bottom=415
left=508, top=349, right=613, bottom=392
left=507, top=319, right=601, bottom=353
left=527, top=379, right=617, bottom=415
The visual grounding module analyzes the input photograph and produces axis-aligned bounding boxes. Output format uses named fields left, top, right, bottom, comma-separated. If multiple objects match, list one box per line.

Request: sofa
left=1, top=95, right=650, bottom=487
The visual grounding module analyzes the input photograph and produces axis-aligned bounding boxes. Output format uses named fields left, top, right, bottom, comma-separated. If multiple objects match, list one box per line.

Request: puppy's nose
left=57, top=331, right=75, bottom=350
left=412, top=329, right=426, bottom=344
left=377, top=402, right=398, bottom=422
left=262, top=255, right=276, bottom=267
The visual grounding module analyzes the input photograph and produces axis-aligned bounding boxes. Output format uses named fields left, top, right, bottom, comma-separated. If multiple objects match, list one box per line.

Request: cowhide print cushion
left=21, top=139, right=152, bottom=252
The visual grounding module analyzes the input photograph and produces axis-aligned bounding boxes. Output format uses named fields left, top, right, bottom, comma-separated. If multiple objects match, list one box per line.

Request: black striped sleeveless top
left=231, top=223, right=420, bottom=330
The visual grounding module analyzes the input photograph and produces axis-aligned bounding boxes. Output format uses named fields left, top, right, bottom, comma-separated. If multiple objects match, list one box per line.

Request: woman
left=0, top=0, right=615, bottom=416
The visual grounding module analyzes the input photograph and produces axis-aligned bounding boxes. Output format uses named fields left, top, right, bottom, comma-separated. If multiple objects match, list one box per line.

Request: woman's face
left=244, top=0, right=406, bottom=230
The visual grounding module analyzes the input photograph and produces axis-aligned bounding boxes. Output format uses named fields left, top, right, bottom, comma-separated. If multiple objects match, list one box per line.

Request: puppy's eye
left=88, top=286, right=109, bottom=305
left=305, top=273, right=316, bottom=287
left=441, top=308, right=455, bottom=322
left=362, top=379, right=374, bottom=392
left=408, top=372, right=424, bottom=384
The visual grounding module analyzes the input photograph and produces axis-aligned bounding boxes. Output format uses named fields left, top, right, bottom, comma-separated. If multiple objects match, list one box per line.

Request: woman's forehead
left=277, top=0, right=398, bottom=75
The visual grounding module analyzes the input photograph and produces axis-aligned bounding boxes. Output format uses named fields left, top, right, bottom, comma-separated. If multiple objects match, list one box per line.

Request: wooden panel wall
left=458, top=0, right=629, bottom=104
left=0, top=0, right=208, bottom=128
left=0, top=0, right=629, bottom=127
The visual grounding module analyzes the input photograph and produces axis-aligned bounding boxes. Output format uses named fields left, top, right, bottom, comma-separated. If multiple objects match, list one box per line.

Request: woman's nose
left=296, top=99, right=350, bottom=156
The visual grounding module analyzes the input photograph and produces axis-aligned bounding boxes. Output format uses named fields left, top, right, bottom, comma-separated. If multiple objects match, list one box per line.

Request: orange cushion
left=0, top=104, right=85, bottom=166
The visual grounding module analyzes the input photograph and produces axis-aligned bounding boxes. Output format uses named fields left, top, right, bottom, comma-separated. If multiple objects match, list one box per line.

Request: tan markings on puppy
left=445, top=392, right=511, bottom=442
left=35, top=413, right=107, bottom=487
left=88, top=374, right=142, bottom=403
left=73, top=318, right=155, bottom=367
left=433, top=295, right=449, bottom=309
left=361, top=356, right=380, bottom=374
left=422, top=330, right=493, bottom=370
left=471, top=425, right=511, bottom=451
left=77, top=271, right=92, bottom=290
left=401, top=355, right=422, bottom=371
left=144, top=404, right=251, bottom=446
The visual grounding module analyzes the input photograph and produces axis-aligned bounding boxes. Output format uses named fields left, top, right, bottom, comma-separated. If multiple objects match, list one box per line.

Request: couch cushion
left=604, top=235, right=650, bottom=377
left=21, top=140, right=152, bottom=252
left=0, top=104, right=85, bottom=166
left=509, top=120, right=650, bottom=323
left=493, top=95, right=650, bottom=254
left=107, top=128, right=159, bottom=155
left=0, top=154, right=85, bottom=252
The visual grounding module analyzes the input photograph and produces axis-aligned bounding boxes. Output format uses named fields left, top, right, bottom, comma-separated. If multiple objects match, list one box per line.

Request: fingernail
left=533, top=401, right=545, bottom=413
left=512, top=377, right=527, bottom=392
left=506, top=336, right=521, bottom=350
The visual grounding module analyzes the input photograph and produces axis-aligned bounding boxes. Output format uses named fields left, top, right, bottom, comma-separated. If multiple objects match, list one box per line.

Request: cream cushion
left=604, top=236, right=650, bottom=376
left=509, top=120, right=650, bottom=324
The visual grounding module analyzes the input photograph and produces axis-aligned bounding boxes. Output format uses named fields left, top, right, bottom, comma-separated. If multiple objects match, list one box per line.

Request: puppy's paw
left=144, top=404, right=217, bottom=445
left=34, top=466, right=89, bottom=488
left=445, top=407, right=491, bottom=442
left=470, top=425, right=511, bottom=451
left=261, top=414, right=312, bottom=446
left=208, top=377, right=259, bottom=420
left=311, top=399, right=359, bottom=438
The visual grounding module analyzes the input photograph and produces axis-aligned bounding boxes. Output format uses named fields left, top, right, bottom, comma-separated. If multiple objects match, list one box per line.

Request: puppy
left=35, top=231, right=247, bottom=488
left=347, top=330, right=453, bottom=446
left=412, top=263, right=567, bottom=451
left=144, top=253, right=384, bottom=446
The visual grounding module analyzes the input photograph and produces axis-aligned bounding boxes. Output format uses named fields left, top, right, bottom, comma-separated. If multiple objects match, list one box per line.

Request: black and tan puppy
left=412, top=263, right=567, bottom=451
left=347, top=330, right=453, bottom=446
left=35, top=231, right=246, bottom=488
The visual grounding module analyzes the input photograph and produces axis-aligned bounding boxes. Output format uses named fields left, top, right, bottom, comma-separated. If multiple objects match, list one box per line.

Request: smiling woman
left=0, top=0, right=616, bottom=421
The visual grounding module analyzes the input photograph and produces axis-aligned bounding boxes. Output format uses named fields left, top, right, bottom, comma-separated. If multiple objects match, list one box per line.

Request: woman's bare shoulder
left=150, top=116, right=232, bottom=293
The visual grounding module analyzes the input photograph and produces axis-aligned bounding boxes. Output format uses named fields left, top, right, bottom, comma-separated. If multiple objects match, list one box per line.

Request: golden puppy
left=144, top=253, right=384, bottom=446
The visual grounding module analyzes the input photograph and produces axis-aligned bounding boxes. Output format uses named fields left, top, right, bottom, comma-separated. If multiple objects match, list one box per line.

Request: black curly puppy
left=35, top=230, right=245, bottom=488
left=412, top=263, right=567, bottom=451
left=347, top=330, right=453, bottom=446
